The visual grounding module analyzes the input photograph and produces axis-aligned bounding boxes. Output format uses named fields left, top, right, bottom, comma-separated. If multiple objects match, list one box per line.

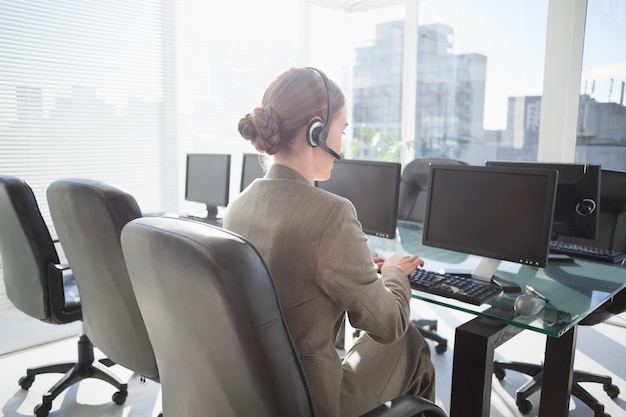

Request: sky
left=312, top=0, right=626, bottom=130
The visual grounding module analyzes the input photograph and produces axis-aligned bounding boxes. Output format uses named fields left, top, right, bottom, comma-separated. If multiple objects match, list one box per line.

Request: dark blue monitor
left=422, top=164, right=558, bottom=280
left=240, top=153, right=265, bottom=191
left=184, top=153, right=231, bottom=219
left=316, top=159, right=401, bottom=239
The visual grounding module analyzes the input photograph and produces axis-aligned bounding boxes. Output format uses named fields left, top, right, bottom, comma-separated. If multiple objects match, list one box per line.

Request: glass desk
left=368, top=221, right=626, bottom=417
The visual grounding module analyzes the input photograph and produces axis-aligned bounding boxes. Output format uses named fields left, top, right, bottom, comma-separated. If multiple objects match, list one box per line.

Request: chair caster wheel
left=516, top=398, right=533, bottom=415
left=604, top=383, right=620, bottom=398
left=494, top=367, right=506, bottom=380
left=112, top=390, right=128, bottom=405
left=435, top=342, right=447, bottom=354
left=34, top=402, right=51, bottom=417
left=19, top=375, right=34, bottom=390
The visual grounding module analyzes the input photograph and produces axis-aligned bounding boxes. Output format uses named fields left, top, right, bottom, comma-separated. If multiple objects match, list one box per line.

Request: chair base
left=411, top=319, right=448, bottom=354
left=19, top=334, right=128, bottom=417
left=494, top=360, right=620, bottom=417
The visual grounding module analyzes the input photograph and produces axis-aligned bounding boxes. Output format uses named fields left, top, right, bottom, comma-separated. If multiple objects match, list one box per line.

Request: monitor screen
left=240, top=153, right=265, bottom=191
left=485, top=161, right=601, bottom=240
left=422, top=164, right=558, bottom=280
left=185, top=153, right=231, bottom=218
left=317, top=159, right=401, bottom=239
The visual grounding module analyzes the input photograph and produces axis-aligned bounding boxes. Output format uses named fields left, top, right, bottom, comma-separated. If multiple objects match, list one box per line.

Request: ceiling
left=309, top=0, right=407, bottom=13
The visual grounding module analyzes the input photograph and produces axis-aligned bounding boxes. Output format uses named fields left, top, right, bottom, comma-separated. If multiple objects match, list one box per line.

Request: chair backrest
left=0, top=175, right=80, bottom=324
left=121, top=217, right=313, bottom=417
left=397, top=158, right=468, bottom=223
left=47, top=178, right=158, bottom=380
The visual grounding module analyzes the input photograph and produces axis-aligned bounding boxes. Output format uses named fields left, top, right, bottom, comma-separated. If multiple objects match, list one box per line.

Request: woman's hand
left=371, top=253, right=385, bottom=271
left=381, top=254, right=424, bottom=275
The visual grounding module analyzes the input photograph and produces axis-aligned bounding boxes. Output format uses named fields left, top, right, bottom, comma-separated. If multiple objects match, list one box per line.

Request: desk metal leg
left=537, top=326, right=577, bottom=417
left=450, top=317, right=522, bottom=417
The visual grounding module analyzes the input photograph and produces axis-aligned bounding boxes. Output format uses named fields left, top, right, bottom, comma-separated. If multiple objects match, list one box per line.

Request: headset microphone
left=316, top=133, right=341, bottom=160
left=305, top=67, right=341, bottom=161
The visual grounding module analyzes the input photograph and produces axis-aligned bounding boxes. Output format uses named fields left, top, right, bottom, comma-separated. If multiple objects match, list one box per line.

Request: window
left=310, top=1, right=549, bottom=165
left=0, top=0, right=299, bottom=311
left=575, top=0, right=626, bottom=171
left=0, top=0, right=171, bottom=222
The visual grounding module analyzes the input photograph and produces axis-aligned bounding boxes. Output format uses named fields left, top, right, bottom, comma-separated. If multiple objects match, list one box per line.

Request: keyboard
left=549, top=240, right=626, bottom=264
left=408, top=269, right=502, bottom=306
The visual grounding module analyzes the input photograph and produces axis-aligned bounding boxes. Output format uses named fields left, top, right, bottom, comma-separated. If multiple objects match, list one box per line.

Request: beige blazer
left=224, top=164, right=414, bottom=417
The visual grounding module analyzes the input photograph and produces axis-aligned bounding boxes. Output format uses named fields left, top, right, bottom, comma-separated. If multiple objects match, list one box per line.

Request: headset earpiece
left=307, top=118, right=324, bottom=148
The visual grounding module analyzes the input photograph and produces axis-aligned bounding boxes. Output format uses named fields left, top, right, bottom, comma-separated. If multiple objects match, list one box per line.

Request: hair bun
left=238, top=106, right=280, bottom=155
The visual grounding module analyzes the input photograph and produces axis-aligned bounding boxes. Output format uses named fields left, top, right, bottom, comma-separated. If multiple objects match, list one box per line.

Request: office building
left=352, top=21, right=488, bottom=161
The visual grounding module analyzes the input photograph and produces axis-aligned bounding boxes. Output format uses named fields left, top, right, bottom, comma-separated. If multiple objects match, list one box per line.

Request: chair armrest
left=51, top=262, right=71, bottom=271
left=360, top=395, right=447, bottom=417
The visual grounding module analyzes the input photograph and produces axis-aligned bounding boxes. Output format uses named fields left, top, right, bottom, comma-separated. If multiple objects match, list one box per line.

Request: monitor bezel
left=240, top=153, right=265, bottom=192
left=316, top=159, right=401, bottom=239
left=422, top=163, right=558, bottom=269
left=184, top=153, right=231, bottom=217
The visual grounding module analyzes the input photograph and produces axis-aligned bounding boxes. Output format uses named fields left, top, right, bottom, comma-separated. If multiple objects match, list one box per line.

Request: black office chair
left=494, top=169, right=626, bottom=417
left=121, top=216, right=447, bottom=417
left=0, top=175, right=127, bottom=417
left=397, top=158, right=468, bottom=354
left=46, top=179, right=159, bottom=397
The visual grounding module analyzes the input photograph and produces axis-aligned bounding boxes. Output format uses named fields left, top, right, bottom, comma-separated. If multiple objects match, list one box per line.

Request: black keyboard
left=550, top=240, right=626, bottom=264
left=408, top=269, right=502, bottom=306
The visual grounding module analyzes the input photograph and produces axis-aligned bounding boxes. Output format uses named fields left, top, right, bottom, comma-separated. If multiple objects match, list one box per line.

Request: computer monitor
left=316, top=159, right=401, bottom=239
left=422, top=164, right=558, bottom=282
left=558, top=169, right=626, bottom=251
left=485, top=161, right=601, bottom=240
left=240, top=153, right=265, bottom=191
left=184, top=153, right=231, bottom=219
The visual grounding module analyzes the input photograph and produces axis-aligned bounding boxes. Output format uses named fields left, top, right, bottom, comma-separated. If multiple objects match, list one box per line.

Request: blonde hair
left=238, top=67, right=345, bottom=155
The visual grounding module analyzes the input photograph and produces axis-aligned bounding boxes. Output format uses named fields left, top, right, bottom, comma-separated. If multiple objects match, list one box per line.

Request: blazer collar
left=266, top=164, right=310, bottom=185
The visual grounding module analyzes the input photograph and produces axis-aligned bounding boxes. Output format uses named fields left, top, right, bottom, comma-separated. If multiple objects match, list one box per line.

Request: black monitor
left=316, top=159, right=401, bottom=239
left=485, top=161, right=601, bottom=240
left=240, top=153, right=265, bottom=191
left=184, top=153, right=231, bottom=219
left=422, top=164, right=558, bottom=281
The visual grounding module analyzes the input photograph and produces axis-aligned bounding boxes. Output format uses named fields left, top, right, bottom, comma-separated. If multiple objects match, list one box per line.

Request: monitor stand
left=548, top=232, right=574, bottom=263
left=185, top=205, right=222, bottom=225
left=471, top=257, right=521, bottom=293
left=205, top=205, right=218, bottom=219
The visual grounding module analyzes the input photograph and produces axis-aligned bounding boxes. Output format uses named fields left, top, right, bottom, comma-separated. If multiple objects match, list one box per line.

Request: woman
left=223, top=67, right=435, bottom=417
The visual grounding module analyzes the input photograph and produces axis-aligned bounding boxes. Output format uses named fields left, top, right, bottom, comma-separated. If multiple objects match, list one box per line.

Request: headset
left=305, top=67, right=341, bottom=160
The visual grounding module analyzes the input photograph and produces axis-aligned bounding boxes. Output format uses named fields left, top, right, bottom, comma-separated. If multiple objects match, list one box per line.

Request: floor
left=1, top=300, right=626, bottom=417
